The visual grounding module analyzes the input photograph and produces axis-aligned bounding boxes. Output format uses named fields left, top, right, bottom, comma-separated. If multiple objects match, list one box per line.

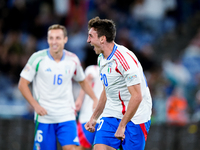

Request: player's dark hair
left=88, top=16, right=116, bottom=43
left=48, top=24, right=67, bottom=37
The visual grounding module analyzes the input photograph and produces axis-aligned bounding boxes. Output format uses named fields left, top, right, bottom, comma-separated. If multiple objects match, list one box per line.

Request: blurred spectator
left=166, top=86, right=189, bottom=126
left=66, top=0, right=88, bottom=28
left=116, top=27, right=157, bottom=72
left=53, top=0, right=70, bottom=25
left=19, top=34, right=37, bottom=69
left=182, top=30, right=200, bottom=108
left=147, top=66, right=167, bottom=124
left=66, top=23, right=87, bottom=64
left=166, top=86, right=189, bottom=150
left=162, top=56, right=191, bottom=90
left=139, top=0, right=166, bottom=37
left=182, top=30, right=200, bottom=86
left=152, top=84, right=167, bottom=124
left=0, top=30, right=24, bottom=84
left=4, top=0, right=27, bottom=32
left=35, top=2, right=55, bottom=35
left=130, top=0, right=146, bottom=24
left=191, top=90, right=200, bottom=123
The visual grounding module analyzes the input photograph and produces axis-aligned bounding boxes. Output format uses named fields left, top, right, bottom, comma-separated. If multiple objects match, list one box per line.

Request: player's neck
left=102, top=42, right=115, bottom=59
left=50, top=50, right=63, bottom=62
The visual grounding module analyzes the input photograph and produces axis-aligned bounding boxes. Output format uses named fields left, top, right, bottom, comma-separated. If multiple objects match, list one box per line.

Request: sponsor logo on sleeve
left=127, top=75, right=137, bottom=81
left=23, top=65, right=30, bottom=72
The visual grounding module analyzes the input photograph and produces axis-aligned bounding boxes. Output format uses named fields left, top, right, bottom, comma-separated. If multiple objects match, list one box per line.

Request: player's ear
left=64, top=36, right=68, bottom=43
left=100, top=36, right=105, bottom=44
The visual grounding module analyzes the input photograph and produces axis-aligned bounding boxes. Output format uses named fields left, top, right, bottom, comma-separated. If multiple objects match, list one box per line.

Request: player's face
left=87, top=27, right=102, bottom=54
left=47, top=29, right=68, bottom=53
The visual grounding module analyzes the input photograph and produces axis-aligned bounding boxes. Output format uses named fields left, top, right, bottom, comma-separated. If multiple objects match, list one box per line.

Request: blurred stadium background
left=0, top=0, right=200, bottom=149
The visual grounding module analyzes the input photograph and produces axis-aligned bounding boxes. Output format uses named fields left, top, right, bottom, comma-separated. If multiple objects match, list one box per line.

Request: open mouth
left=52, top=45, right=58, bottom=50
left=90, top=44, right=95, bottom=50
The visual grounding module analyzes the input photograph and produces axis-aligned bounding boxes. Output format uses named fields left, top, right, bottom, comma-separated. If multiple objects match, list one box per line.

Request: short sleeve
left=20, top=53, right=39, bottom=82
left=72, top=56, right=85, bottom=82
left=121, top=53, right=142, bottom=87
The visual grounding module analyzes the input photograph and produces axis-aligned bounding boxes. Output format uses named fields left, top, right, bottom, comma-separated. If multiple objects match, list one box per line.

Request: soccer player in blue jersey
left=85, top=17, right=152, bottom=150
left=18, top=24, right=98, bottom=150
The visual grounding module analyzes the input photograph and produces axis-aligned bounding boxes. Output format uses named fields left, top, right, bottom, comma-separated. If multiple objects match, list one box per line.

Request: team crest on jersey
left=65, top=66, right=71, bottom=74
left=107, top=62, right=112, bottom=74
left=35, top=143, right=40, bottom=150
left=23, top=65, right=30, bottom=72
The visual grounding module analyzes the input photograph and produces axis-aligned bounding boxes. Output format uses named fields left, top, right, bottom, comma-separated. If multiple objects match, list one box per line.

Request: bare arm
left=115, top=84, right=142, bottom=140
left=18, top=77, right=47, bottom=116
left=75, top=88, right=85, bottom=112
left=85, top=86, right=107, bottom=132
left=75, top=74, right=94, bottom=111
left=78, top=78, right=98, bottom=110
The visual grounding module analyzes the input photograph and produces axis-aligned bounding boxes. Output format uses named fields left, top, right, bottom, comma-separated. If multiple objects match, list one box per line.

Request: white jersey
left=79, top=65, right=103, bottom=123
left=20, top=49, right=85, bottom=123
left=99, top=44, right=152, bottom=124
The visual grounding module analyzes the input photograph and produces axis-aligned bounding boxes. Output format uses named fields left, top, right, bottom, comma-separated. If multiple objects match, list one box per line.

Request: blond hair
left=48, top=24, right=67, bottom=37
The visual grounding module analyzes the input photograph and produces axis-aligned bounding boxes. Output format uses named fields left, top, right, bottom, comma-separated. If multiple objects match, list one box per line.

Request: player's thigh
left=122, top=120, right=151, bottom=150
left=75, top=145, right=86, bottom=150
left=33, top=123, right=57, bottom=150
left=94, top=117, right=121, bottom=149
left=56, top=120, right=80, bottom=147
left=62, top=144, right=76, bottom=150
left=94, top=144, right=116, bottom=150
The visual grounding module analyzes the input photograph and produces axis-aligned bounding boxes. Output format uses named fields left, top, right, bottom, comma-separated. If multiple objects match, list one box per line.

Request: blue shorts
left=77, top=122, right=98, bottom=148
left=94, top=117, right=151, bottom=150
left=33, top=120, right=79, bottom=150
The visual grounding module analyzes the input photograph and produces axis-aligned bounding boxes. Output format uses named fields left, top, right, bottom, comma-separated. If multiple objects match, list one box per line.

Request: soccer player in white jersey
left=18, top=24, right=98, bottom=150
left=75, top=65, right=103, bottom=150
left=85, top=17, right=152, bottom=150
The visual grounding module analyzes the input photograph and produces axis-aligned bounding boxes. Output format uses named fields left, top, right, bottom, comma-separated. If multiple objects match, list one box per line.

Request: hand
left=75, top=98, right=83, bottom=112
left=114, top=126, right=125, bottom=141
left=85, top=118, right=97, bottom=133
left=34, top=103, right=47, bottom=116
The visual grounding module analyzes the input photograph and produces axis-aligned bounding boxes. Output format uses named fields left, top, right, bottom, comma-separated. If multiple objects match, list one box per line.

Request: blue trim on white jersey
left=107, top=44, right=117, bottom=60
left=47, top=49, right=54, bottom=60
left=47, top=49, right=65, bottom=61
left=60, top=50, right=65, bottom=61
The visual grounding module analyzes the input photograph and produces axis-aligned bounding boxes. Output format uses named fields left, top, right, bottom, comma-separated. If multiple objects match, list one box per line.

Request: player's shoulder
left=115, top=44, right=131, bottom=55
left=63, top=49, right=77, bottom=57
left=33, top=49, right=48, bottom=57
left=63, top=49, right=79, bottom=61
left=85, top=65, right=99, bottom=77
left=115, top=44, right=137, bottom=60
left=114, top=44, right=140, bottom=70
left=85, top=65, right=99, bottom=72
left=28, top=49, right=48, bottom=65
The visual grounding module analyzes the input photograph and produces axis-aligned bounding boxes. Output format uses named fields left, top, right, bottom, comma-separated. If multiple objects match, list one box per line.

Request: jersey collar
left=47, top=49, right=65, bottom=61
left=107, top=44, right=117, bottom=60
